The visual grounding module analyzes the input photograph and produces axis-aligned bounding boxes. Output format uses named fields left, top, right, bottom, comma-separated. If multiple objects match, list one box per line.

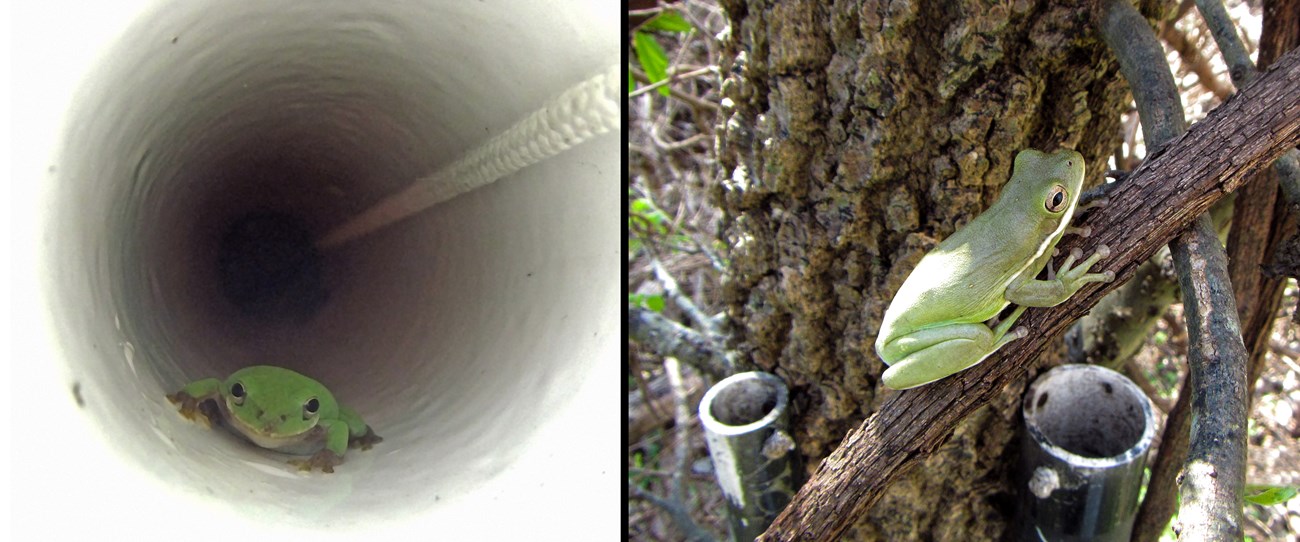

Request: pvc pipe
left=699, top=372, right=798, bottom=541
left=1017, top=365, right=1157, bottom=542
left=10, top=1, right=618, bottom=539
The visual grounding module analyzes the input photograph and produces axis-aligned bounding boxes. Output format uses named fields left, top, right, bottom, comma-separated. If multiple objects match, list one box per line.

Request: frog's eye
left=230, top=382, right=247, bottom=405
left=303, top=398, right=320, bottom=419
left=1045, top=185, right=1069, bottom=213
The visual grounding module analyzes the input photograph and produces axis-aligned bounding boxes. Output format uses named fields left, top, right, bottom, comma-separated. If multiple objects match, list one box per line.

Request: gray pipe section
left=1017, top=364, right=1156, bottom=541
left=698, top=371, right=797, bottom=542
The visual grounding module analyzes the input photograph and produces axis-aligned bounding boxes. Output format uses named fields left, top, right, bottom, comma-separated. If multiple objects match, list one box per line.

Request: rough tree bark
left=714, top=0, right=1292, bottom=539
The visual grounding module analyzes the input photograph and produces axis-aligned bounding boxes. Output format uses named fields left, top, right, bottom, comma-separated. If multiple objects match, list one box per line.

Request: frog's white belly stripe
left=1005, top=204, right=1074, bottom=293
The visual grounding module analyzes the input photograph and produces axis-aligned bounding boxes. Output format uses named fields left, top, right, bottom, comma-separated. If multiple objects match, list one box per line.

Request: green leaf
left=1244, top=484, right=1299, bottom=505
left=630, top=198, right=670, bottom=230
left=628, top=65, right=635, bottom=93
left=629, top=293, right=666, bottom=313
left=633, top=31, right=671, bottom=97
left=644, top=11, right=693, bottom=33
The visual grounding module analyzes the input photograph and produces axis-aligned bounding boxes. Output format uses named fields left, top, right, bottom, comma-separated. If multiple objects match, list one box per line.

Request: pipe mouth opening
left=1023, top=365, right=1155, bottom=464
left=41, top=0, right=618, bottom=530
left=700, top=372, right=789, bottom=434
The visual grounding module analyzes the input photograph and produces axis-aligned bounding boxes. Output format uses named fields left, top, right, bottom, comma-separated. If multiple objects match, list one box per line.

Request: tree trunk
left=715, top=0, right=1163, bottom=538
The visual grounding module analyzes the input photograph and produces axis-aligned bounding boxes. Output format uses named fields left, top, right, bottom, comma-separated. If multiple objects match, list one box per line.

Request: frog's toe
left=167, top=393, right=212, bottom=427
left=290, top=450, right=342, bottom=474
left=1095, top=244, right=1111, bottom=258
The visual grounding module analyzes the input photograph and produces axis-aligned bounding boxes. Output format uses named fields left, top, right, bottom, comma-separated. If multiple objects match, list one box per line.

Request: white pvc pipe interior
left=10, top=1, right=618, bottom=538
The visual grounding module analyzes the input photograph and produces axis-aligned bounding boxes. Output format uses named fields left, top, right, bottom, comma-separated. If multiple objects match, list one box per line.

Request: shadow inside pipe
left=217, top=211, right=328, bottom=323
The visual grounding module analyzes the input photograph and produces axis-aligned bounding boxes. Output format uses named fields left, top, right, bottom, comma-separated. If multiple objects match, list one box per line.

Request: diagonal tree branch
left=631, top=306, right=732, bottom=378
left=756, top=32, right=1300, bottom=542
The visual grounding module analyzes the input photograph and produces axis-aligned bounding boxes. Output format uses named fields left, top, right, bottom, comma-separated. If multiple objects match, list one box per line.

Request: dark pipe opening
left=218, top=211, right=327, bottom=323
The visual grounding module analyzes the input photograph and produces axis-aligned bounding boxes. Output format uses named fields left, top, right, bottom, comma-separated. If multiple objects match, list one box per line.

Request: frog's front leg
left=166, top=378, right=223, bottom=428
left=1007, top=245, right=1114, bottom=306
left=880, top=323, right=1025, bottom=390
left=340, top=405, right=383, bottom=450
left=288, top=420, right=351, bottom=473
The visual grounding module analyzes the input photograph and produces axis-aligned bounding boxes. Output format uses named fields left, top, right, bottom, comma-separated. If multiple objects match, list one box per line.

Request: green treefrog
left=874, top=149, right=1114, bottom=390
left=166, top=365, right=382, bottom=473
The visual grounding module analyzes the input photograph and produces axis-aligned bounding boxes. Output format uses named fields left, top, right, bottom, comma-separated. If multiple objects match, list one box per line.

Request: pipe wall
left=1017, top=364, right=1156, bottom=541
left=10, top=1, right=618, bottom=538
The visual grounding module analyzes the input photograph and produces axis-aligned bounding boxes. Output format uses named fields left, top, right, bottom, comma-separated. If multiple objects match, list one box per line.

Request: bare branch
left=1171, top=216, right=1250, bottom=541
left=653, top=258, right=723, bottom=340
left=1201, top=0, right=1300, bottom=393
left=631, top=306, right=731, bottom=378
left=1118, top=3, right=1248, bottom=540
left=1195, top=0, right=1256, bottom=88
left=631, top=67, right=722, bottom=111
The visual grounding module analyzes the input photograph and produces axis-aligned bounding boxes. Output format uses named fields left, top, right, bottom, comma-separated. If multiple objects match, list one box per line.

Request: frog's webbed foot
left=349, top=427, right=384, bottom=451
left=165, top=391, right=213, bottom=428
left=289, top=450, right=342, bottom=474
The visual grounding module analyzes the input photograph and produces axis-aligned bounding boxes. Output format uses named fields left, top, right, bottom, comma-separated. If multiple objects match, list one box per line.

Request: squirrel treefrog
left=874, top=149, right=1114, bottom=389
left=166, top=365, right=382, bottom=473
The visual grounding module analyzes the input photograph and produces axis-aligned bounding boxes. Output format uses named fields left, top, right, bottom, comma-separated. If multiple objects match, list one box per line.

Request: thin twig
left=1195, top=0, right=1255, bottom=87
left=653, top=258, right=722, bottom=340
left=630, top=67, right=721, bottom=110
left=631, top=354, right=669, bottom=422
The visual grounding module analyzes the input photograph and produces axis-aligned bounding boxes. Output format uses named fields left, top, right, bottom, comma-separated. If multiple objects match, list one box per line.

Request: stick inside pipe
left=315, top=65, right=620, bottom=250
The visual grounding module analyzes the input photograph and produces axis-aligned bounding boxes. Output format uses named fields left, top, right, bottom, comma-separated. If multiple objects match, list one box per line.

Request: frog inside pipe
left=874, top=149, right=1114, bottom=390
left=167, top=366, right=382, bottom=473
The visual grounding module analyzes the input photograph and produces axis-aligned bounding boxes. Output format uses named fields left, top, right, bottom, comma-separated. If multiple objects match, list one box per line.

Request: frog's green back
left=875, top=149, right=1085, bottom=350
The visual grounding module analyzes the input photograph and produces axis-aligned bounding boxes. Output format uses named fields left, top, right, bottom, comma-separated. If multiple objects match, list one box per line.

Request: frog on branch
left=874, top=149, right=1114, bottom=390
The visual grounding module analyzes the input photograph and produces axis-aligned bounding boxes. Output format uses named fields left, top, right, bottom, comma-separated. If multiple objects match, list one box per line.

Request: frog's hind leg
left=880, top=323, right=1013, bottom=390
